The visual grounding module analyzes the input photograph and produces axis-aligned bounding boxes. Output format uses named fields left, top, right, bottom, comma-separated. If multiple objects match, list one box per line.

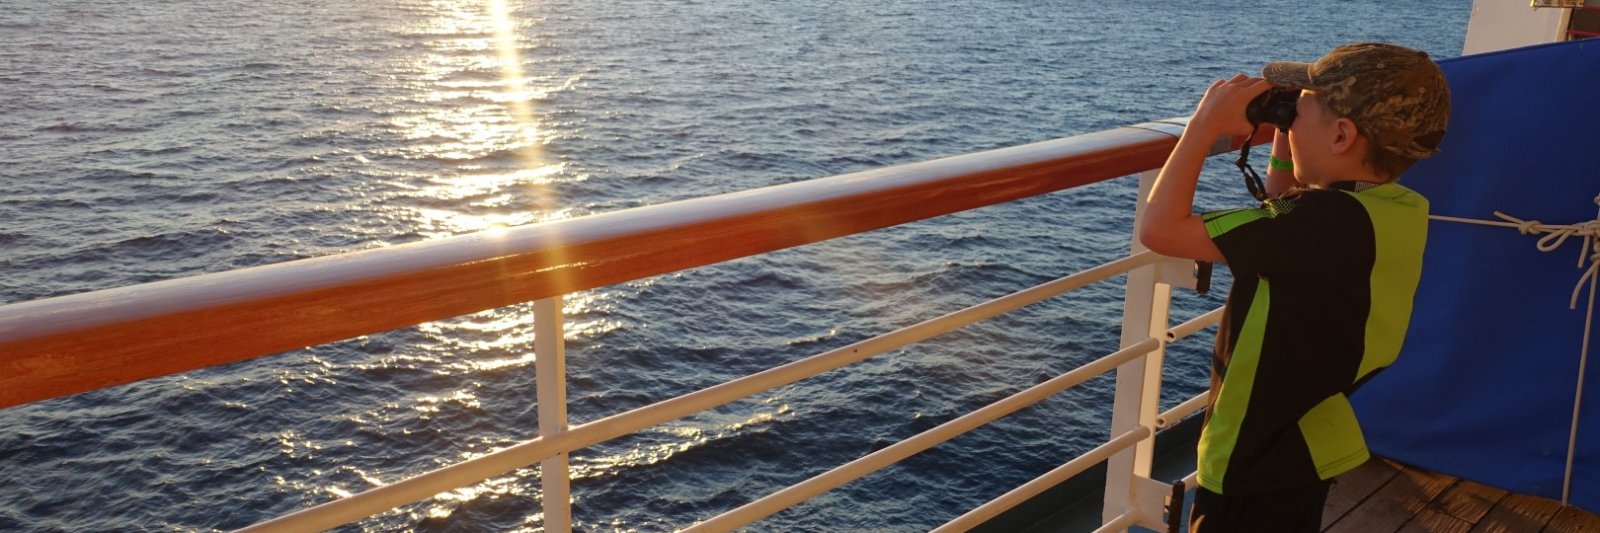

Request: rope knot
left=1580, top=219, right=1600, bottom=238
left=1493, top=211, right=1545, bottom=235
left=1477, top=201, right=1600, bottom=310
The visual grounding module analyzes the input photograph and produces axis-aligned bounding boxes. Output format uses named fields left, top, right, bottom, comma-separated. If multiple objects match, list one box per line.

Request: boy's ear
left=1331, top=117, right=1360, bottom=155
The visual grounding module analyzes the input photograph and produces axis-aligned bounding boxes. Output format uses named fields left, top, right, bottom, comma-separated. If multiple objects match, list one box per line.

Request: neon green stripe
left=1204, top=199, right=1294, bottom=238
left=1298, top=393, right=1370, bottom=479
left=1347, top=184, right=1429, bottom=380
left=1204, top=208, right=1269, bottom=238
left=1196, top=278, right=1272, bottom=493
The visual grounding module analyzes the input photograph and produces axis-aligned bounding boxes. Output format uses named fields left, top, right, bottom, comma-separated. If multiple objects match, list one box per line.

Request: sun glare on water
left=392, top=0, right=569, bottom=237
left=346, top=0, right=598, bottom=523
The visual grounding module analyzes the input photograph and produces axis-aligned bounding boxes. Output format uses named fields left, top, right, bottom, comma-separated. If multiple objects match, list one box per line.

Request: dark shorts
left=1188, top=481, right=1331, bottom=533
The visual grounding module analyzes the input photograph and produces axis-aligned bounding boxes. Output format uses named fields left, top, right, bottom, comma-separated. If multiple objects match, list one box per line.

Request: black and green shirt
left=1197, top=182, right=1428, bottom=495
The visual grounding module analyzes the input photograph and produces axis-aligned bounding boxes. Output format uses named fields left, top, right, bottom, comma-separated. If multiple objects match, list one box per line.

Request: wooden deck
left=1323, top=458, right=1600, bottom=533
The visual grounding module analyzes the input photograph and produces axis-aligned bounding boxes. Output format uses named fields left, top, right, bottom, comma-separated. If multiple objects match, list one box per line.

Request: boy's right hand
left=1190, top=74, right=1274, bottom=139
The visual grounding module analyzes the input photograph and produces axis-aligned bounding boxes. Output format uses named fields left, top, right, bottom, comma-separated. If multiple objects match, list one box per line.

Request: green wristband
left=1268, top=155, right=1294, bottom=171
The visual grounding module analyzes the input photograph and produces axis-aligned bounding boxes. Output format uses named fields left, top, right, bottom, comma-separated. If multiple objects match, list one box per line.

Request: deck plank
left=1325, top=461, right=1455, bottom=533
left=1323, top=459, right=1404, bottom=530
left=1468, top=493, right=1564, bottom=533
left=1399, top=506, right=1473, bottom=533
left=1544, top=504, right=1600, bottom=532
left=1432, top=478, right=1509, bottom=524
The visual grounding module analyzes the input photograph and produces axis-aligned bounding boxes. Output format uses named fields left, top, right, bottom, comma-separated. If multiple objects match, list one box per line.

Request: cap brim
left=1262, top=61, right=1316, bottom=89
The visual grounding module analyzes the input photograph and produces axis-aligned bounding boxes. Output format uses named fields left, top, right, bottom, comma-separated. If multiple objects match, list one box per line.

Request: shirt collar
left=1328, top=181, right=1381, bottom=192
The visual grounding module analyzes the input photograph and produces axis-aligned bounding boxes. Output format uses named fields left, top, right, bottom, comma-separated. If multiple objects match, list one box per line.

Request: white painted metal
left=235, top=253, right=1161, bottom=532
left=1130, top=473, right=1176, bottom=530
left=1166, top=308, right=1223, bottom=343
left=535, top=297, right=572, bottom=532
left=1463, top=0, right=1573, bottom=55
left=1153, top=309, right=1219, bottom=428
left=1125, top=118, right=1190, bottom=138
left=684, top=338, right=1163, bottom=533
left=1156, top=258, right=1203, bottom=292
left=236, top=431, right=579, bottom=532
left=1156, top=392, right=1209, bottom=430
left=1103, top=168, right=1174, bottom=531
left=1091, top=511, right=1138, bottom=533
left=931, top=427, right=1152, bottom=533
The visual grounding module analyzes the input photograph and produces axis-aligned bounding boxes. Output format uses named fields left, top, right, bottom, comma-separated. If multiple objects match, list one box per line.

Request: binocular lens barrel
left=1246, top=89, right=1300, bottom=131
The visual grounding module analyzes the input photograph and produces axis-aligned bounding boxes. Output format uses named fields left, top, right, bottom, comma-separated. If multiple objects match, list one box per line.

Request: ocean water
left=0, top=1, right=1469, bottom=531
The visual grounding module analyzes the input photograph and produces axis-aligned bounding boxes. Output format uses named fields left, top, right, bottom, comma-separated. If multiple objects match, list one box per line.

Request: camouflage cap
left=1261, top=42, right=1451, bottom=159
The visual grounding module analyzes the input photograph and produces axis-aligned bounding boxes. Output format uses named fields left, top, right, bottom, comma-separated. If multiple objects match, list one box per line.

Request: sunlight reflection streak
left=486, top=0, right=575, bottom=297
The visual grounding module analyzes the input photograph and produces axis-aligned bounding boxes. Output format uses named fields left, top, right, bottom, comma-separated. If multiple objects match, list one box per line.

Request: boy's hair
left=1261, top=42, right=1452, bottom=181
left=1366, top=134, right=1424, bottom=181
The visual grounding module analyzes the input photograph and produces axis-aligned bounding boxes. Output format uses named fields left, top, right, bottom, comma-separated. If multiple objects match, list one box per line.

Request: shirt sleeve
left=1201, top=194, right=1324, bottom=276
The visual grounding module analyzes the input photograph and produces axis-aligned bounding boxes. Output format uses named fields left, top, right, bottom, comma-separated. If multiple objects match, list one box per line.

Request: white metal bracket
left=1155, top=257, right=1211, bottom=294
left=1130, top=475, right=1177, bottom=531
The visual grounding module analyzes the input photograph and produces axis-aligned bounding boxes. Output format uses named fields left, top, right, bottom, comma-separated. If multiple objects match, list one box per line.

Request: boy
left=1138, top=42, right=1451, bottom=533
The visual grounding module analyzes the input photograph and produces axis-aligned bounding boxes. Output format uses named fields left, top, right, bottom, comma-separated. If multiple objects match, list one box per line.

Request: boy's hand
left=1191, top=74, right=1274, bottom=138
left=1139, top=74, right=1274, bottom=264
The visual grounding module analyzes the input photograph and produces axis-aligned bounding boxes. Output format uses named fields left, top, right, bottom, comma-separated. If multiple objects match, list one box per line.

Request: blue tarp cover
left=1351, top=38, right=1600, bottom=513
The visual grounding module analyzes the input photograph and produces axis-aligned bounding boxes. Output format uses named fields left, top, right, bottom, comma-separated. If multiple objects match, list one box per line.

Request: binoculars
left=1234, top=87, right=1301, bottom=202
left=1246, top=88, right=1300, bottom=131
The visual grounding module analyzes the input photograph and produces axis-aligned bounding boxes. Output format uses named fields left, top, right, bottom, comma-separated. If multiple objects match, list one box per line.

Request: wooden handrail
left=0, top=117, right=1257, bottom=408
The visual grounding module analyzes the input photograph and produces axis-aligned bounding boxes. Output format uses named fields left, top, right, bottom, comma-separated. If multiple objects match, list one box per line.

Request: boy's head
left=1262, top=42, right=1451, bottom=183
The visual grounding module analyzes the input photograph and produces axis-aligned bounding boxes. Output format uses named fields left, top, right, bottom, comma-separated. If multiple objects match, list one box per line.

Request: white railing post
left=1102, top=169, right=1174, bottom=530
left=535, top=297, right=572, bottom=532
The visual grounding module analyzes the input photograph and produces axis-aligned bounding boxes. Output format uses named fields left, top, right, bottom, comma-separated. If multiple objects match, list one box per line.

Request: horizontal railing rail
left=0, top=118, right=1247, bottom=409
left=686, top=339, right=1166, bottom=532
left=933, top=426, right=1152, bottom=533
left=924, top=306, right=1221, bottom=532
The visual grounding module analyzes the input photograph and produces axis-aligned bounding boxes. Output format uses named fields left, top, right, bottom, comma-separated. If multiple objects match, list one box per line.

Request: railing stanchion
left=535, top=296, right=572, bottom=532
left=1103, top=169, right=1174, bottom=531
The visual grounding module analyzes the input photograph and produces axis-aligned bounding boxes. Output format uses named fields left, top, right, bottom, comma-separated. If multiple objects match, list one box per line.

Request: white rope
left=1429, top=201, right=1600, bottom=309
left=1428, top=193, right=1600, bottom=506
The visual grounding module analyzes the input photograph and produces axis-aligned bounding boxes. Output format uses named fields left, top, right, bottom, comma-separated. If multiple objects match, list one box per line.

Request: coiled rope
left=1429, top=193, right=1599, bottom=505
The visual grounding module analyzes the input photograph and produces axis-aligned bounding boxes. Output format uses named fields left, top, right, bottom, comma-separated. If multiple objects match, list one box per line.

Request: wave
left=396, top=29, right=493, bottom=41
left=33, top=122, right=146, bottom=133
left=239, top=62, right=286, bottom=71
left=137, top=67, right=194, bottom=77
left=81, top=168, right=161, bottom=181
left=0, top=198, right=93, bottom=211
